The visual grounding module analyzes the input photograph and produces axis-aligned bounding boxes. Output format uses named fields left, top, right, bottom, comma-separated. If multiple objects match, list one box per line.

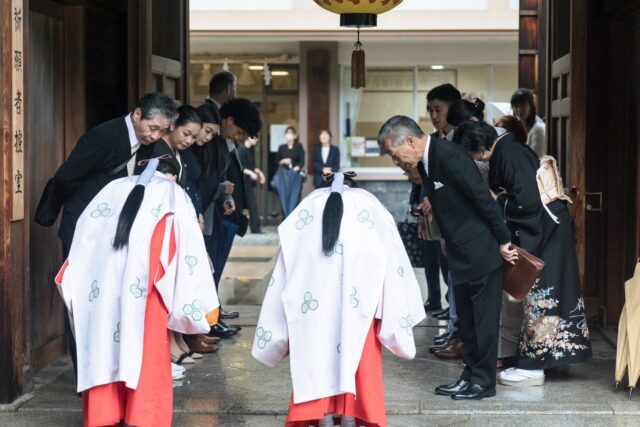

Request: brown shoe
left=433, top=338, right=463, bottom=359
left=200, top=335, right=221, bottom=345
left=184, top=334, right=221, bottom=346
left=428, top=342, right=452, bottom=354
left=185, top=335, right=220, bottom=354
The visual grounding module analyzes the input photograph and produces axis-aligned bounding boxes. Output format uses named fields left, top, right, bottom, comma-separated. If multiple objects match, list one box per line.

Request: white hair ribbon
left=331, top=172, right=345, bottom=194
left=136, top=158, right=159, bottom=187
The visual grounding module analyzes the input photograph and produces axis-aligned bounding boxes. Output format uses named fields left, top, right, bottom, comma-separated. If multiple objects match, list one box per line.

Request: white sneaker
left=498, top=368, right=545, bottom=386
left=171, top=362, right=185, bottom=380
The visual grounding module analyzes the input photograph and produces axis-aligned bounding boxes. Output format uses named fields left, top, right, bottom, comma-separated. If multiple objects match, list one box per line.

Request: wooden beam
left=570, top=0, right=588, bottom=301
left=0, top=0, right=32, bottom=404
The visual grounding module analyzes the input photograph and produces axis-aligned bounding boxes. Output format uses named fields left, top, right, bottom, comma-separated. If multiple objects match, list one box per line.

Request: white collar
left=422, top=135, right=431, bottom=177
left=439, top=128, right=454, bottom=142
left=124, top=114, right=140, bottom=149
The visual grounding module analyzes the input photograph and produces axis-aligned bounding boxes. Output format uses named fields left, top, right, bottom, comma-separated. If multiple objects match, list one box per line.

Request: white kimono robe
left=252, top=187, right=426, bottom=404
left=56, top=172, right=219, bottom=392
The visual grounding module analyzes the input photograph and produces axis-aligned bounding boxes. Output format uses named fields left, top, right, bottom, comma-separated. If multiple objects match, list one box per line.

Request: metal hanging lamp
left=313, top=0, right=404, bottom=88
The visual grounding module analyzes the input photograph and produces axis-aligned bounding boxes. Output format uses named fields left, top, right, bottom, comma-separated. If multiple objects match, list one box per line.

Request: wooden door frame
left=0, top=0, right=32, bottom=404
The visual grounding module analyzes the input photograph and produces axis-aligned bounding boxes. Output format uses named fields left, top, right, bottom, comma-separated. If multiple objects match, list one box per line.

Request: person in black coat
left=238, top=136, right=266, bottom=233
left=274, top=126, right=305, bottom=217
left=378, top=115, right=516, bottom=401
left=312, top=129, right=340, bottom=188
left=53, top=92, right=177, bottom=256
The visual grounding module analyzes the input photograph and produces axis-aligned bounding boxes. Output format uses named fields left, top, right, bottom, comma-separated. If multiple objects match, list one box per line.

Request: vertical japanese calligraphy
left=11, top=0, right=25, bottom=220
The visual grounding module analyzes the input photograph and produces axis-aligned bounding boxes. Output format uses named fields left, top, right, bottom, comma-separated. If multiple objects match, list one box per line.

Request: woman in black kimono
left=454, top=121, right=591, bottom=386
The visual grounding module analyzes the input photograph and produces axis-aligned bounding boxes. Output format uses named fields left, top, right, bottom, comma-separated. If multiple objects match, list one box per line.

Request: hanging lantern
left=313, top=0, right=404, bottom=88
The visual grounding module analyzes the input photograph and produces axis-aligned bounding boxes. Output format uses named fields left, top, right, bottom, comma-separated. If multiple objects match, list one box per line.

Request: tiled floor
left=2, top=229, right=640, bottom=426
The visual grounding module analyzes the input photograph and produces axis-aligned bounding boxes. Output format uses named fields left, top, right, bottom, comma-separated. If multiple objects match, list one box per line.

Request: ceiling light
left=272, top=71, right=290, bottom=76
left=249, top=65, right=264, bottom=71
left=431, top=65, right=444, bottom=70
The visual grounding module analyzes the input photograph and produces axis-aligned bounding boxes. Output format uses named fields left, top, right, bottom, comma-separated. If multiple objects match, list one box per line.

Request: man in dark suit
left=378, top=115, right=517, bottom=401
left=54, top=91, right=176, bottom=256
left=50, top=91, right=176, bottom=377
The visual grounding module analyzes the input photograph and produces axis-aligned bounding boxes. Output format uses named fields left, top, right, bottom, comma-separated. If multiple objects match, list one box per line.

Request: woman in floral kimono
left=454, top=121, right=591, bottom=387
left=253, top=172, right=426, bottom=427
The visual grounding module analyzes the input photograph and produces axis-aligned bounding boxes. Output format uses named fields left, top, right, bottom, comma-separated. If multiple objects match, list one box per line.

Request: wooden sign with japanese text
left=11, top=0, right=25, bottom=221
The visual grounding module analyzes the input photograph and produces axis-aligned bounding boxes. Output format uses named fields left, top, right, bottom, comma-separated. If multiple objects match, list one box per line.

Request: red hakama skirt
left=285, top=319, right=386, bottom=427
left=81, top=216, right=174, bottom=427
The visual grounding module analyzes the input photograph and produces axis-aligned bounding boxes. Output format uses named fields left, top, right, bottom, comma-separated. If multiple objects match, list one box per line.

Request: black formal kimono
left=488, top=135, right=544, bottom=255
left=312, top=145, right=340, bottom=188
left=54, top=116, right=137, bottom=255
left=420, top=135, right=511, bottom=388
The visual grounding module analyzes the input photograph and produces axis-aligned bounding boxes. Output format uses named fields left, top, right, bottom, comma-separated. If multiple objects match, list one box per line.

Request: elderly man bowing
left=53, top=92, right=177, bottom=256
left=378, top=115, right=517, bottom=401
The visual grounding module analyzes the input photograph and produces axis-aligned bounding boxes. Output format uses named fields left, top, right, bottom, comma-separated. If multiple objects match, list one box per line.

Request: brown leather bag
left=503, top=245, right=545, bottom=301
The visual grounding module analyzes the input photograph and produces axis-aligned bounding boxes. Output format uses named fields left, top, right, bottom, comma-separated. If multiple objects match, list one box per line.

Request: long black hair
left=447, top=99, right=485, bottom=126
left=452, top=121, right=498, bottom=156
left=113, top=159, right=176, bottom=249
left=510, top=88, right=537, bottom=131
left=320, top=174, right=358, bottom=255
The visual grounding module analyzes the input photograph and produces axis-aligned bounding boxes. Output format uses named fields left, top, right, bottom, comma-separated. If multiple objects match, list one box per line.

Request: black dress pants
left=454, top=266, right=502, bottom=387
left=245, top=181, right=262, bottom=233
left=423, top=239, right=449, bottom=304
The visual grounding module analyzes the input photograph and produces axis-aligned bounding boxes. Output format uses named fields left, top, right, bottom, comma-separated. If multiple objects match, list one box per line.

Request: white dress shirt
left=124, top=114, right=140, bottom=176
left=321, top=146, right=330, bottom=164
left=422, top=135, right=432, bottom=177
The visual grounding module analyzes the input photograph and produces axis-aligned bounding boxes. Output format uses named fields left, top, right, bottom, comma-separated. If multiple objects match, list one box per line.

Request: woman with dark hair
left=312, top=129, right=341, bottom=189
left=253, top=172, right=425, bottom=427
left=195, top=103, right=221, bottom=147
left=454, top=121, right=592, bottom=386
left=273, top=126, right=306, bottom=217
left=511, top=89, right=546, bottom=157
left=135, top=105, right=204, bottom=216
left=446, top=98, right=486, bottom=127
left=55, top=158, right=218, bottom=427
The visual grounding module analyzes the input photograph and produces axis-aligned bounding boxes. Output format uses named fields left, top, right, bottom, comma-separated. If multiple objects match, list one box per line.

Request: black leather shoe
left=208, top=324, right=235, bottom=339
left=434, top=331, right=450, bottom=341
left=434, top=334, right=452, bottom=346
left=424, top=301, right=442, bottom=312
left=219, top=320, right=241, bottom=332
left=431, top=308, right=448, bottom=318
left=220, top=310, right=240, bottom=319
left=436, top=310, right=451, bottom=321
left=451, top=384, right=496, bottom=400
left=435, top=379, right=470, bottom=396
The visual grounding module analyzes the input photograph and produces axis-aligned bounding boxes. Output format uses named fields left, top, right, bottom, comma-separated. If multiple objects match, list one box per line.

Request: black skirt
left=516, top=200, right=593, bottom=369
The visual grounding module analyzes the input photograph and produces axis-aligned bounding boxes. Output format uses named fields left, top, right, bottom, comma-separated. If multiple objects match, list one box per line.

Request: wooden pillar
left=570, top=0, right=589, bottom=291
left=306, top=48, right=331, bottom=177
left=1, top=0, right=32, bottom=403
left=518, top=0, right=541, bottom=93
